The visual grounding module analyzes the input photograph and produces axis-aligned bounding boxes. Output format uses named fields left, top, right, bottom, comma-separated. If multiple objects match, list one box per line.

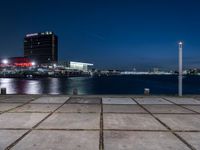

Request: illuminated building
left=24, top=31, right=58, bottom=64
left=68, top=61, right=93, bottom=72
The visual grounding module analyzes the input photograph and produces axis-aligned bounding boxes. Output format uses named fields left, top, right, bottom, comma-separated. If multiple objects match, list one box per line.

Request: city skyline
left=0, top=0, right=200, bottom=70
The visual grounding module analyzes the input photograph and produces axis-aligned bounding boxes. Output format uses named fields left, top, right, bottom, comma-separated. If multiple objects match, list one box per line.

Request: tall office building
left=24, top=31, right=58, bottom=64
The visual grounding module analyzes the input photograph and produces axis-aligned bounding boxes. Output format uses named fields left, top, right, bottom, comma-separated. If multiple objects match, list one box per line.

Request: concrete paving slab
left=165, top=97, right=200, bottom=104
left=143, top=105, right=194, bottom=114
left=0, top=113, right=48, bottom=129
left=67, top=97, right=101, bottom=104
left=134, top=97, right=172, bottom=104
left=0, top=95, right=10, bottom=100
left=10, top=104, right=61, bottom=113
left=12, top=130, right=99, bottom=150
left=0, top=103, right=22, bottom=112
left=0, top=130, right=27, bottom=149
left=176, top=132, right=200, bottom=150
left=31, top=96, right=69, bottom=104
left=0, top=95, right=36, bottom=103
left=104, top=114, right=167, bottom=130
left=37, top=113, right=100, bottom=129
left=10, top=95, right=40, bottom=98
left=155, top=114, right=200, bottom=130
left=182, top=105, right=200, bottom=113
left=56, top=104, right=101, bottom=113
left=104, top=131, right=190, bottom=150
left=103, top=97, right=136, bottom=104
left=103, top=105, right=147, bottom=113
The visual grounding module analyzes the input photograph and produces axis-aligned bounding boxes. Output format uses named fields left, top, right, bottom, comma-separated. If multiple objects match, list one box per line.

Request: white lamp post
left=178, top=42, right=183, bottom=96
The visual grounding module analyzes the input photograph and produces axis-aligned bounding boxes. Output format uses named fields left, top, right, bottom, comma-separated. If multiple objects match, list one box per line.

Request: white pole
left=178, top=42, right=183, bottom=96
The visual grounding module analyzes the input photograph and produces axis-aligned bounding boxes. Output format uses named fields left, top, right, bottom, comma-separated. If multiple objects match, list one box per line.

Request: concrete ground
left=0, top=95, right=200, bottom=150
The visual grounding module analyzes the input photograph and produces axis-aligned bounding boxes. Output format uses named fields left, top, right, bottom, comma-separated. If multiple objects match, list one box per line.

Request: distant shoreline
left=0, top=74, right=199, bottom=79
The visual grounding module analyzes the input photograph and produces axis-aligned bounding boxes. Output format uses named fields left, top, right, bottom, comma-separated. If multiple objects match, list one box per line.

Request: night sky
left=0, top=0, right=200, bottom=70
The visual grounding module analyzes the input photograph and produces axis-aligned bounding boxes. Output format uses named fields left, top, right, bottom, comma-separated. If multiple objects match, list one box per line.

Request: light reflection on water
left=0, top=76, right=200, bottom=95
left=25, top=80, right=41, bottom=94
left=49, top=78, right=60, bottom=95
left=67, top=77, right=93, bottom=94
left=0, top=77, right=92, bottom=95
left=0, top=78, right=16, bottom=94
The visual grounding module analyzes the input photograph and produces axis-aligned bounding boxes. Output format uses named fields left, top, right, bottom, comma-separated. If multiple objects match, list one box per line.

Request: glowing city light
left=26, top=33, right=38, bottom=37
left=31, top=62, right=36, bottom=66
left=2, top=59, right=8, bottom=64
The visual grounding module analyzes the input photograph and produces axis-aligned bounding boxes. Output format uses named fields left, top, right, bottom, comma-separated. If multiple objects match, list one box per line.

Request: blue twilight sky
left=0, top=0, right=200, bottom=70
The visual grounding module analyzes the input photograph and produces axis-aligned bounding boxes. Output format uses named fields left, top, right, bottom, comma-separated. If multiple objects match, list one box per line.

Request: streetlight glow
left=2, top=59, right=8, bottom=64
left=31, top=62, right=36, bottom=66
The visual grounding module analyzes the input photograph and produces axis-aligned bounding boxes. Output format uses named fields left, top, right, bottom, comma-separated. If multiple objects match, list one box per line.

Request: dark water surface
left=0, top=75, right=200, bottom=95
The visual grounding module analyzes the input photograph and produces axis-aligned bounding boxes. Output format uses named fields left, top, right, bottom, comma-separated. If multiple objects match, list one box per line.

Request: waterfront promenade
left=0, top=95, right=200, bottom=150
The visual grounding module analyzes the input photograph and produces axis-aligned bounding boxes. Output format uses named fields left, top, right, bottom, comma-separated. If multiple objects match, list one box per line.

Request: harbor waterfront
left=0, top=95, right=200, bottom=150
left=0, top=75, right=200, bottom=95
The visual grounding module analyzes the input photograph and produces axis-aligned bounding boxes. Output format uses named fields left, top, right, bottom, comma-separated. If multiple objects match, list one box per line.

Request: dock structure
left=0, top=95, right=200, bottom=150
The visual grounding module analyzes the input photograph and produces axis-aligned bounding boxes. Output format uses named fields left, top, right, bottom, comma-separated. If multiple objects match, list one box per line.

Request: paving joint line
left=103, top=112, right=196, bottom=115
left=131, top=98, right=171, bottom=130
left=66, top=97, right=101, bottom=104
left=3, top=111, right=198, bottom=115
left=5, top=98, right=69, bottom=150
left=34, top=128, right=100, bottom=131
left=99, top=98, right=104, bottom=150
left=55, top=112, right=100, bottom=114
left=1, top=128, right=200, bottom=132
left=180, top=104, right=200, bottom=106
left=67, top=103, right=101, bottom=105
left=193, top=97, right=200, bottom=101
left=7, top=111, right=101, bottom=114
left=131, top=97, right=196, bottom=150
left=173, top=132, right=197, bottom=150
left=0, top=97, right=42, bottom=115
left=0, top=128, right=29, bottom=130
left=162, top=97, right=200, bottom=114
left=0, top=96, right=11, bottom=101
left=7, top=111, right=56, bottom=113
left=103, top=129, right=200, bottom=132
left=29, top=102, right=70, bottom=104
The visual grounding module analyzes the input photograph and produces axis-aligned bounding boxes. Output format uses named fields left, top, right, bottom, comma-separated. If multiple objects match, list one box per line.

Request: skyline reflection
left=49, top=78, right=60, bottom=95
left=0, top=76, right=200, bottom=95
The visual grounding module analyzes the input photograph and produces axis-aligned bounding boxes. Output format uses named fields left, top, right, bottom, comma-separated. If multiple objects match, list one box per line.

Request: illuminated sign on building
left=26, top=32, right=53, bottom=37
left=26, top=33, right=39, bottom=37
